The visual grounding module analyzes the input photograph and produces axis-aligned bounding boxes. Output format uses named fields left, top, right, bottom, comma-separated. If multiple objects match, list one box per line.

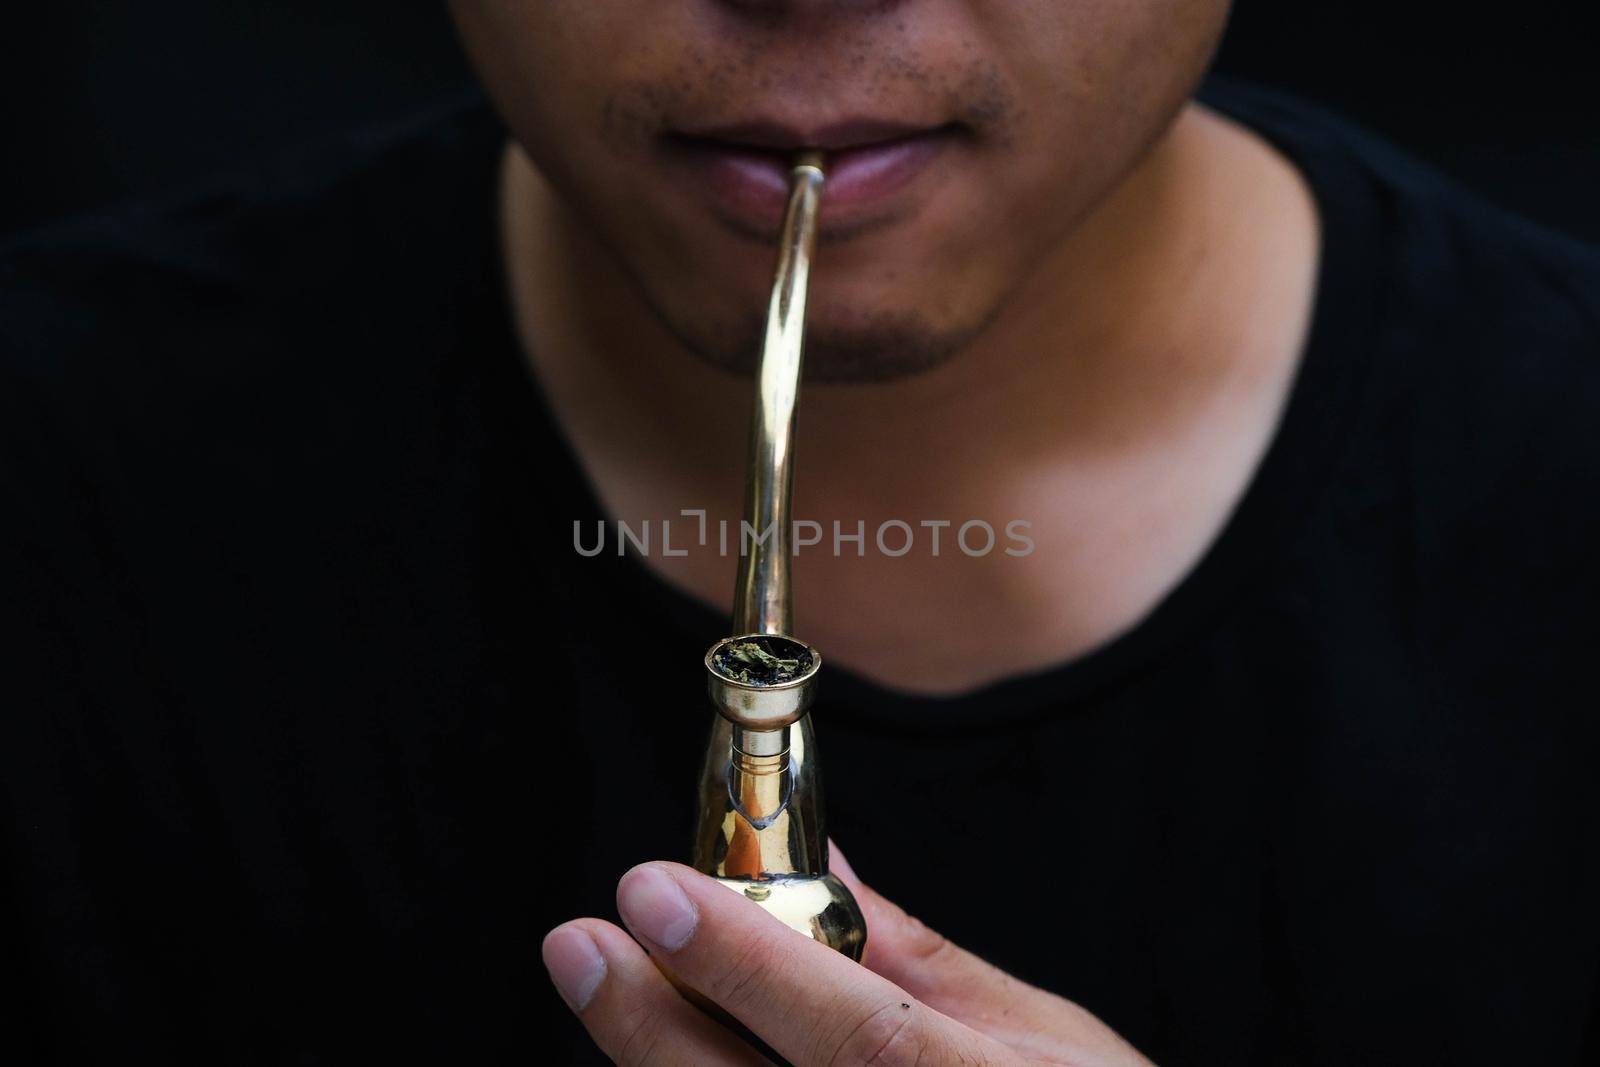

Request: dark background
left=2, top=2, right=1596, bottom=242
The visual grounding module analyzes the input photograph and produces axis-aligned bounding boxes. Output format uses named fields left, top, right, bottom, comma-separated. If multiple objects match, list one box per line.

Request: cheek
left=978, top=0, right=1231, bottom=211
left=448, top=3, right=633, bottom=170
left=984, top=0, right=1229, bottom=128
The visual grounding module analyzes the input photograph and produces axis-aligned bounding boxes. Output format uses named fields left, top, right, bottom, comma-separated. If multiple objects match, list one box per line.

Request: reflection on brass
left=691, top=152, right=867, bottom=962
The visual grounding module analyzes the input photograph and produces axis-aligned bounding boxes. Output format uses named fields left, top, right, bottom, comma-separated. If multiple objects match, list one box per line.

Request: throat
left=503, top=102, right=1320, bottom=696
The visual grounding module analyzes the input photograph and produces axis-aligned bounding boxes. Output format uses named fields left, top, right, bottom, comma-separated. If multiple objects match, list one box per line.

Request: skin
left=452, top=2, right=1228, bottom=379
left=456, top=0, right=1319, bottom=696
left=450, top=2, right=1320, bottom=1059
left=543, top=846, right=1154, bottom=1065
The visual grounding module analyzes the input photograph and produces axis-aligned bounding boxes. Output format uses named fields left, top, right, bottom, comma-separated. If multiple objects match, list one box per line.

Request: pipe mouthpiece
left=792, top=150, right=826, bottom=174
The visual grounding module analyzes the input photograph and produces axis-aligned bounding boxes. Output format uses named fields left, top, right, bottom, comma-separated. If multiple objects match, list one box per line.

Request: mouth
left=658, top=118, right=964, bottom=236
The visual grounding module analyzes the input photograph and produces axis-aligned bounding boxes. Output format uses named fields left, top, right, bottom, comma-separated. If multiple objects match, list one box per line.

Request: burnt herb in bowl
left=713, top=637, right=814, bottom=686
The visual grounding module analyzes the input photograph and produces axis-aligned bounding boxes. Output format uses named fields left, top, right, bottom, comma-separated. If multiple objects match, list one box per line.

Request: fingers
left=614, top=861, right=1009, bottom=1067
left=829, top=842, right=1154, bottom=1066
left=546, top=852, right=1151, bottom=1067
left=542, top=919, right=771, bottom=1066
left=830, top=840, right=1005, bottom=1004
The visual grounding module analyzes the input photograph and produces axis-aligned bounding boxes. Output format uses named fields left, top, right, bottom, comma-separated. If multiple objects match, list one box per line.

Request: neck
left=501, top=100, right=1319, bottom=693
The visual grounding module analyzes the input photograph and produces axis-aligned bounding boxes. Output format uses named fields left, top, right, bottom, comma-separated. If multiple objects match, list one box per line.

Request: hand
left=541, top=845, right=1154, bottom=1065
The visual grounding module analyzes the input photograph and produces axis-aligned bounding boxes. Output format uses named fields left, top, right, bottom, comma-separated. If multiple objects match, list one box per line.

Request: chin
left=673, top=302, right=986, bottom=384
left=800, top=317, right=982, bottom=383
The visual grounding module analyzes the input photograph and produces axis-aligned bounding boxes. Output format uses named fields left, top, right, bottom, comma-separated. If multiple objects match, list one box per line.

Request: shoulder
left=1204, top=75, right=1600, bottom=350
left=1204, top=78, right=1600, bottom=465
left=1366, top=142, right=1600, bottom=397
left=1352, top=130, right=1600, bottom=511
left=0, top=93, right=504, bottom=469
left=0, top=93, right=503, bottom=395
left=1203, top=80, right=1600, bottom=600
left=1233, top=79, right=1600, bottom=479
left=0, top=95, right=508, bottom=579
left=1341, top=132, right=1600, bottom=609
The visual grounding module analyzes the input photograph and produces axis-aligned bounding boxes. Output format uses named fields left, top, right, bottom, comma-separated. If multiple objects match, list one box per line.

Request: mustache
left=600, top=49, right=1019, bottom=150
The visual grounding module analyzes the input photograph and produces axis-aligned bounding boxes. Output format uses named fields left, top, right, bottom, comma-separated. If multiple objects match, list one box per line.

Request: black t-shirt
left=4, top=76, right=1599, bottom=1065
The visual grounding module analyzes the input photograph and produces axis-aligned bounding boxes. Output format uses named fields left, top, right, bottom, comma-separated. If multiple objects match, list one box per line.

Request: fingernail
left=542, top=925, right=607, bottom=1012
left=617, top=865, right=698, bottom=952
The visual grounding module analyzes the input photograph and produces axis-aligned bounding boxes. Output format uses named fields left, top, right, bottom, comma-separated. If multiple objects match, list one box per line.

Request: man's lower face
left=450, top=0, right=1232, bottom=381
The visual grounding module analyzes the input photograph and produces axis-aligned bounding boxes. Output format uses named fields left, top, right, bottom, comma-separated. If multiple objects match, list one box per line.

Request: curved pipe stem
left=732, top=154, right=826, bottom=637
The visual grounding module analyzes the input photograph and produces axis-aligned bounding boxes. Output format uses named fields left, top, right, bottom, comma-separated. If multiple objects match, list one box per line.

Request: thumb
left=829, top=841, right=1154, bottom=1066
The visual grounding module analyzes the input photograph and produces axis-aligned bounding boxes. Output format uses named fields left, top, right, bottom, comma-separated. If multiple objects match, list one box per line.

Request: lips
left=659, top=119, right=961, bottom=235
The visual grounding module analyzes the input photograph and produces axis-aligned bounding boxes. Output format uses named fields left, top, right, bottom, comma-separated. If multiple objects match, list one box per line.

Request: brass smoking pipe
left=691, top=151, right=867, bottom=961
